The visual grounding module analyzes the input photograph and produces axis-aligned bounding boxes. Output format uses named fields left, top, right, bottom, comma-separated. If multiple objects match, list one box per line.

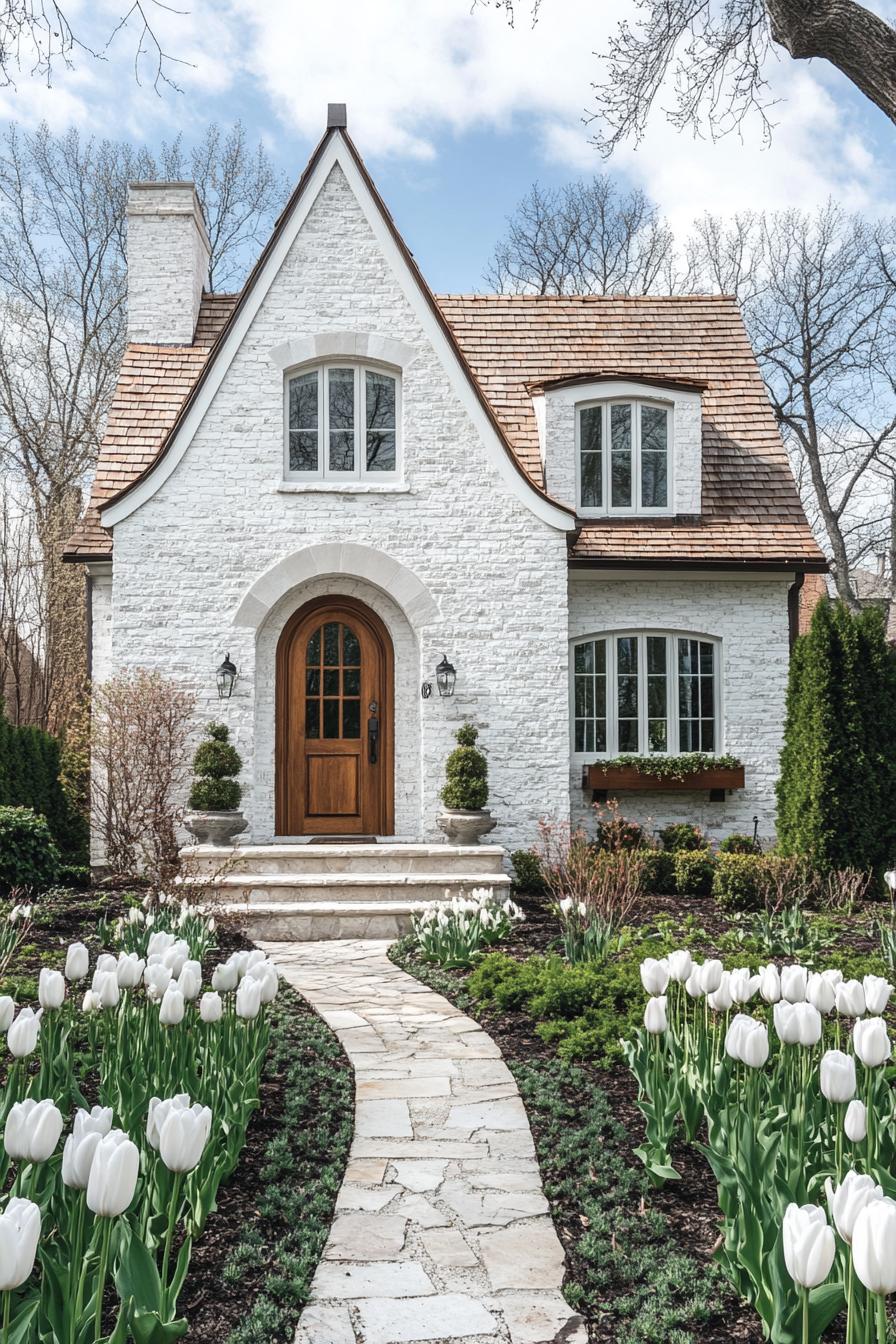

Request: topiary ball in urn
left=437, top=722, right=497, bottom=845
left=184, top=722, right=248, bottom=846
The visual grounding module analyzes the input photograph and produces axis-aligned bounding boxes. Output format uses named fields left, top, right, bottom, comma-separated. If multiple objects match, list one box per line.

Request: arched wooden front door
left=276, top=597, right=394, bottom=836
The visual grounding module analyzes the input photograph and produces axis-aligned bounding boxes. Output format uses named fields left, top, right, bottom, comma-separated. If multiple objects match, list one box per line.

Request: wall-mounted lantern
left=421, top=653, right=457, bottom=700
left=216, top=653, right=239, bottom=700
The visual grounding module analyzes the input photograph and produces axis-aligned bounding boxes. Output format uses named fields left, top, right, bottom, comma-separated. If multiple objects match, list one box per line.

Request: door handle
left=367, top=701, right=379, bottom=765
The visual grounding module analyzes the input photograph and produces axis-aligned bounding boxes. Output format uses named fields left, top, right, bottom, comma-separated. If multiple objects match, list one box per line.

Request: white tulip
left=782, top=1203, right=836, bottom=1289
left=853, top=1017, right=891, bottom=1068
left=725, top=1013, right=753, bottom=1062
left=64, top=943, right=89, bottom=982
left=235, top=977, right=262, bottom=1020
left=741, top=1020, right=770, bottom=1069
left=781, top=965, right=808, bottom=1003
left=161, top=941, right=189, bottom=978
left=62, top=1106, right=113, bottom=1190
left=825, top=1172, right=883, bottom=1246
left=852, top=1196, right=896, bottom=1295
left=199, top=992, right=222, bottom=1024
left=845, top=1100, right=868, bottom=1143
left=698, top=959, right=723, bottom=994
left=115, top=952, right=145, bottom=990
left=246, top=959, right=278, bottom=1004
left=685, top=968, right=704, bottom=999
left=863, top=976, right=892, bottom=1015
left=95, top=954, right=116, bottom=975
left=211, top=962, right=239, bottom=993
left=177, top=962, right=202, bottom=1001
left=640, top=958, right=670, bottom=995
left=81, top=991, right=99, bottom=1015
left=147, top=931, right=176, bottom=957
left=144, top=963, right=172, bottom=1003
left=759, top=964, right=781, bottom=1004
left=807, top=973, right=837, bottom=1016
left=7, top=1007, right=40, bottom=1058
left=86, top=1131, right=139, bottom=1217
left=836, top=980, right=866, bottom=1018
left=644, top=996, right=667, bottom=1034
left=158, top=1102, right=212, bottom=1174
left=0, top=997, right=14, bottom=1032
left=0, top=1198, right=40, bottom=1290
left=774, top=1001, right=822, bottom=1047
left=667, top=950, right=693, bottom=984
left=92, top=971, right=119, bottom=1010
left=4, top=1099, right=63, bottom=1163
left=729, top=967, right=760, bottom=1005
left=245, top=950, right=265, bottom=970
left=37, top=969, right=65, bottom=1011
left=885, top=870, right=896, bottom=894
left=159, top=985, right=185, bottom=1026
left=558, top=896, right=573, bottom=915
left=820, top=1050, right=856, bottom=1103
left=708, top=972, right=733, bottom=1013
left=146, top=1094, right=190, bottom=1150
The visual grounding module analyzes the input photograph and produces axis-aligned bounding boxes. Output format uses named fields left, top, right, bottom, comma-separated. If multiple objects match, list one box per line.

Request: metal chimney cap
left=327, top=103, right=347, bottom=129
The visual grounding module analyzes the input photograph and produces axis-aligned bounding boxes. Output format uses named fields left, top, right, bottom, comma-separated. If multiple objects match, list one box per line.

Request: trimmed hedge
left=673, top=849, right=716, bottom=897
left=0, top=806, right=60, bottom=892
left=712, top=852, right=767, bottom=910
left=0, top=712, right=87, bottom=863
left=659, top=822, right=707, bottom=852
left=440, top=723, right=488, bottom=811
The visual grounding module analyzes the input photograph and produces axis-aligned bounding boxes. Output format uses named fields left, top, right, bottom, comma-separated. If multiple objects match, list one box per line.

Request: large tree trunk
left=766, top=0, right=896, bottom=126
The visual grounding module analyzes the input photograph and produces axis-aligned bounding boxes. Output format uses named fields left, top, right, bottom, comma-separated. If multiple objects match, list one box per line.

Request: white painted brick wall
left=126, top=184, right=210, bottom=345
left=568, top=572, right=793, bottom=843
left=106, top=164, right=572, bottom=853
left=545, top=383, right=702, bottom=514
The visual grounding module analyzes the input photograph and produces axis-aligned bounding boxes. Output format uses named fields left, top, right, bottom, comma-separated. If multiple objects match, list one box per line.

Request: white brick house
left=65, top=107, right=825, bottom=874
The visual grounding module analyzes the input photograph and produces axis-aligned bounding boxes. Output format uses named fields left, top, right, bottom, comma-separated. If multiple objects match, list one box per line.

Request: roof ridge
left=436, top=292, right=739, bottom=303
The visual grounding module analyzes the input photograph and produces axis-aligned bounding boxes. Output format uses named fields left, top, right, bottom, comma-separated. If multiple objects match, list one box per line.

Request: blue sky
left=7, top=0, right=896, bottom=290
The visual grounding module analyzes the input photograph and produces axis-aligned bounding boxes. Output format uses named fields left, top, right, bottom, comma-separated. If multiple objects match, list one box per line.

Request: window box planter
left=583, top=761, right=745, bottom=802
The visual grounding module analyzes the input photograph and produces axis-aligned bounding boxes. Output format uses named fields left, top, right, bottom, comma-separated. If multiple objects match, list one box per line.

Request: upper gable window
left=577, top=398, right=671, bottom=515
left=286, top=363, right=400, bottom=481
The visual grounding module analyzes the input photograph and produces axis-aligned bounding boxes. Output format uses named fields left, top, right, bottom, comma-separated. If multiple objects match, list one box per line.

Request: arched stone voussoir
left=232, top=542, right=440, bottom=630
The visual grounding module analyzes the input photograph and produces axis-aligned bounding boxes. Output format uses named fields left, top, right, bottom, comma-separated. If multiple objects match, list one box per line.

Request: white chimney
left=126, top=182, right=211, bottom=345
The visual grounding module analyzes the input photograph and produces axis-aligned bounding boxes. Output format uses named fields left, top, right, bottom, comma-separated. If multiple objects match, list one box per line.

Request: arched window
left=286, top=363, right=400, bottom=482
left=571, top=631, right=721, bottom=756
left=577, top=397, right=672, bottom=514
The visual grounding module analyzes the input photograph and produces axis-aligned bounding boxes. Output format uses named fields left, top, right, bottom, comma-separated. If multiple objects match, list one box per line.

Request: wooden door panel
left=276, top=597, right=394, bottom=836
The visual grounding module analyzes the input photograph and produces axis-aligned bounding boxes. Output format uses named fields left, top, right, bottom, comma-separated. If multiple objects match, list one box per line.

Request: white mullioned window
left=577, top=398, right=672, bottom=514
left=285, top=363, right=400, bottom=481
left=571, top=631, right=721, bottom=756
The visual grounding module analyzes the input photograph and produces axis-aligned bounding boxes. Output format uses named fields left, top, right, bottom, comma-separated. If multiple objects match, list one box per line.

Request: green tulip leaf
left=129, top=1308, right=189, bottom=1344
left=114, top=1226, right=163, bottom=1312
left=6, top=1296, right=39, bottom=1344
left=807, top=1281, right=845, bottom=1338
left=167, top=1237, right=192, bottom=1312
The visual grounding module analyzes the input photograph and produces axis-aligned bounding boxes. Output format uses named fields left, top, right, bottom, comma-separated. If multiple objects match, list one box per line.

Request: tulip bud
left=863, top=976, right=892, bottom=1016
left=0, top=997, right=14, bottom=1032
left=91, top=971, right=120, bottom=1010
left=825, top=1172, right=883, bottom=1246
left=741, top=1020, right=770, bottom=1069
left=95, top=953, right=116, bottom=974
left=820, top=1049, right=856, bottom=1103
left=684, top=968, right=703, bottom=999
left=146, top=1094, right=188, bottom=1150
left=246, top=959, right=278, bottom=1004
left=86, top=1130, right=139, bottom=1217
left=199, top=991, right=222, bottom=1024
left=852, top=1196, right=896, bottom=1295
left=212, top=962, right=239, bottom=993
left=782, top=1203, right=835, bottom=1289
left=4, top=1099, right=63, bottom=1163
left=229, top=951, right=250, bottom=979
left=644, top=996, right=667, bottom=1034
left=245, top=950, right=265, bottom=970
left=729, top=968, right=760, bottom=1005
left=708, top=972, right=733, bottom=1013
left=836, top=979, right=866, bottom=1018
left=853, top=1017, right=891, bottom=1068
left=144, top=963, right=172, bottom=1002
left=115, top=952, right=145, bottom=990
left=81, top=990, right=99, bottom=1015
left=162, top=941, right=189, bottom=978
left=759, top=964, right=781, bottom=1004
left=64, top=942, right=89, bottom=982
left=7, top=1007, right=40, bottom=1058
left=147, top=931, right=175, bottom=957
left=640, top=958, right=670, bottom=996
left=38, top=969, right=65, bottom=1011
left=667, top=950, right=692, bottom=984
left=0, top=1198, right=40, bottom=1291
left=781, top=965, right=808, bottom=1003
left=158, top=1101, right=212, bottom=1173
left=177, top=961, right=202, bottom=1002
left=62, top=1106, right=113, bottom=1190
left=845, top=1100, right=868, bottom=1143
left=807, top=973, right=836, bottom=1016
left=699, top=959, right=723, bottom=994
left=235, top=977, right=263, bottom=1020
left=775, top=1001, right=822, bottom=1047
left=725, top=1013, right=753, bottom=1062
left=127, top=906, right=143, bottom=924
left=159, top=984, right=185, bottom=1027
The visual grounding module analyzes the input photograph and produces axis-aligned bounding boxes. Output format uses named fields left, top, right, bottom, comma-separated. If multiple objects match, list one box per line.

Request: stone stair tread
left=213, top=872, right=510, bottom=887
left=224, top=900, right=435, bottom=915
left=189, top=843, right=505, bottom=858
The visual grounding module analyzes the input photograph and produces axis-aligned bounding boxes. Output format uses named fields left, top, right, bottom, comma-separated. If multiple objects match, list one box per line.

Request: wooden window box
left=583, top=762, right=745, bottom=803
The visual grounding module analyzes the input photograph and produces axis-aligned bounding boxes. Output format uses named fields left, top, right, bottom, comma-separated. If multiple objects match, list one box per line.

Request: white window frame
left=569, top=629, right=723, bottom=760
left=283, top=361, right=402, bottom=483
left=575, top=396, right=674, bottom=517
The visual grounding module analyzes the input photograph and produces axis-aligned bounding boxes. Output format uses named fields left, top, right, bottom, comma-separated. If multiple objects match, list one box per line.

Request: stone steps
left=232, top=899, right=425, bottom=941
left=211, top=872, right=510, bottom=906
left=186, top=842, right=505, bottom=878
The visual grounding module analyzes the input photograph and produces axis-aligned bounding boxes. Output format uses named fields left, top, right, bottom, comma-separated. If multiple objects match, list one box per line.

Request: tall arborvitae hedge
left=776, top=598, right=896, bottom=870
left=0, top=709, right=88, bottom=863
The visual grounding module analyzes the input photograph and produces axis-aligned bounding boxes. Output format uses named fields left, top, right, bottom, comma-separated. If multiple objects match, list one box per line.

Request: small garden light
left=215, top=653, right=238, bottom=700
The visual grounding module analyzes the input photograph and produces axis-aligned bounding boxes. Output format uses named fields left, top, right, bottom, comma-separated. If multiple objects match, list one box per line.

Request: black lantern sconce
left=421, top=653, right=456, bottom=700
left=216, top=652, right=239, bottom=700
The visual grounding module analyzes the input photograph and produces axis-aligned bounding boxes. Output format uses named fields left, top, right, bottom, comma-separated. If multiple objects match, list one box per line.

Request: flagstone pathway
left=258, top=939, right=586, bottom=1344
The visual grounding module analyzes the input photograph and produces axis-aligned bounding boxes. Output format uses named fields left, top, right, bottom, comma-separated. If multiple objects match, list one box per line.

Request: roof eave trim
left=530, top=372, right=710, bottom=395
left=568, top=556, right=830, bottom=573
left=99, top=129, right=574, bottom=535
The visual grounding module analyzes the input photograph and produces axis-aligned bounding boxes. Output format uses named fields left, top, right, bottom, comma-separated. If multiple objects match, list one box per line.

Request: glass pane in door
left=304, top=621, right=363, bottom=741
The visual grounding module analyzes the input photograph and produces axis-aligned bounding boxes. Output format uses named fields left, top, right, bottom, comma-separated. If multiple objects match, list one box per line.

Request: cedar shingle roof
left=64, top=289, right=824, bottom=570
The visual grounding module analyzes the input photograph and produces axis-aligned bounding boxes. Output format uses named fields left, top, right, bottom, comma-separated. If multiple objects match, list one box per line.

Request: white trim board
left=101, top=136, right=575, bottom=534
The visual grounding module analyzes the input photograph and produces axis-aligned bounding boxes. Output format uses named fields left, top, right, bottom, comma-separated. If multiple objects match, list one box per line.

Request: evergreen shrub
left=188, top=722, right=243, bottom=812
left=0, top=806, right=60, bottom=892
left=440, top=723, right=488, bottom=810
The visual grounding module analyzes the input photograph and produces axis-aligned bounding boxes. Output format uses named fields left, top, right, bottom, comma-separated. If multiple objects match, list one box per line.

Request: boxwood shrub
left=712, top=852, right=768, bottom=910
left=673, top=848, right=717, bottom=898
left=0, top=806, right=60, bottom=893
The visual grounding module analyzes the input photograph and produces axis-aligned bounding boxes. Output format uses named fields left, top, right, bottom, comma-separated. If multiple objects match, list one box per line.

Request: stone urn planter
left=437, top=808, right=497, bottom=846
left=184, top=810, right=248, bottom=847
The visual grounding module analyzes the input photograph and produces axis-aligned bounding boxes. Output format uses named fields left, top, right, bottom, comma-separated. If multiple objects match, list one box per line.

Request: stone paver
left=262, top=939, right=586, bottom=1344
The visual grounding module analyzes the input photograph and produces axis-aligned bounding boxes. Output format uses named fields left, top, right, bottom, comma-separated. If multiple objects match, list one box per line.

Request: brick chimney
left=126, top=182, right=211, bottom=345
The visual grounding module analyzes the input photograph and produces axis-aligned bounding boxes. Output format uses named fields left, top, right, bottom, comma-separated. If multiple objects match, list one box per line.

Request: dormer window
left=286, top=363, right=400, bottom=482
left=577, top=398, right=671, bottom=515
